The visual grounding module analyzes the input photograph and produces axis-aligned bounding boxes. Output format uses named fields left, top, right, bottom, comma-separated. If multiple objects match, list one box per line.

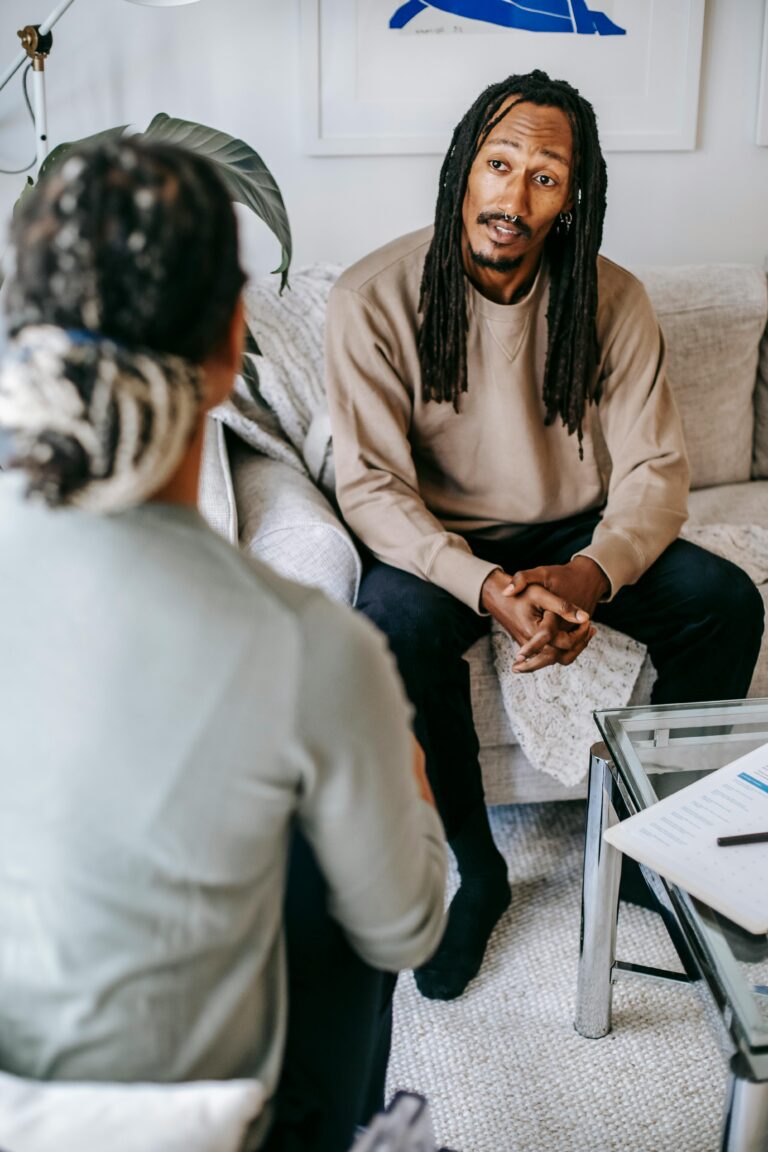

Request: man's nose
left=499, top=173, right=530, bottom=218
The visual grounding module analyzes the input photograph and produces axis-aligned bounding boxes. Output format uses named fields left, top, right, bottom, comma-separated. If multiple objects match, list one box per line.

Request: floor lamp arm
left=0, top=0, right=80, bottom=169
left=39, top=0, right=80, bottom=37
left=0, top=48, right=28, bottom=94
left=0, top=0, right=78, bottom=93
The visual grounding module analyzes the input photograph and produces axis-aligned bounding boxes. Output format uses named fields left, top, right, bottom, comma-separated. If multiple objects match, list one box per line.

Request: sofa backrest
left=233, top=260, right=768, bottom=497
left=635, top=264, right=768, bottom=490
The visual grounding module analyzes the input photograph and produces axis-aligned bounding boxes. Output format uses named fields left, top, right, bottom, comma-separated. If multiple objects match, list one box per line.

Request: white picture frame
left=301, top=0, right=705, bottom=155
left=757, top=1, right=768, bottom=146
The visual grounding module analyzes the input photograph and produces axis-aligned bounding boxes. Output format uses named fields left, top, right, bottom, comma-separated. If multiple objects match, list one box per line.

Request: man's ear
left=565, top=183, right=579, bottom=215
left=201, top=296, right=246, bottom=411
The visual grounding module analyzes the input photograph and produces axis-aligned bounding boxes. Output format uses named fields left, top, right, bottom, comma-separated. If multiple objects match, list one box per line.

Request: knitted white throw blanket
left=216, top=266, right=768, bottom=789
left=491, top=523, right=768, bottom=787
left=211, top=265, right=341, bottom=498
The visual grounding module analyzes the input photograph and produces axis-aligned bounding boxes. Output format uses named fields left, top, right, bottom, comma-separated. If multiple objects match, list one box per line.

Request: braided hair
left=6, top=138, right=246, bottom=362
left=418, top=69, right=607, bottom=448
left=1, top=138, right=246, bottom=510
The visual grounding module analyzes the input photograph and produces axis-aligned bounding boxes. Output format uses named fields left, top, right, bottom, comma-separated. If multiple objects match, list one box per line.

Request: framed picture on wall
left=301, top=0, right=706, bottom=155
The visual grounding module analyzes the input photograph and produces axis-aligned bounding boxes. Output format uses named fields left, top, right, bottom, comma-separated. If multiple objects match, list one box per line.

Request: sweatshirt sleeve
left=574, top=275, right=690, bottom=598
left=325, top=283, right=500, bottom=612
left=293, top=594, right=447, bottom=973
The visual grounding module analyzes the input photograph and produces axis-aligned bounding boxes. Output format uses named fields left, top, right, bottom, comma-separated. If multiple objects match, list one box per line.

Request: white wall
left=0, top=0, right=767, bottom=280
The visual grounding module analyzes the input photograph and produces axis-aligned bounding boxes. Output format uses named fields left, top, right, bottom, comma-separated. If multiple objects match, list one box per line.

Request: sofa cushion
left=636, top=265, right=767, bottom=490
left=479, top=742, right=583, bottom=804
left=198, top=418, right=238, bottom=545
left=0, top=1071, right=264, bottom=1152
left=754, top=321, right=768, bottom=479
left=230, top=442, right=361, bottom=605
left=687, top=480, right=768, bottom=529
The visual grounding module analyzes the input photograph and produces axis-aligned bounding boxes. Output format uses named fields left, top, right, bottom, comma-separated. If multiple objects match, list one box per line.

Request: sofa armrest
left=198, top=417, right=238, bottom=545
left=230, top=441, right=361, bottom=606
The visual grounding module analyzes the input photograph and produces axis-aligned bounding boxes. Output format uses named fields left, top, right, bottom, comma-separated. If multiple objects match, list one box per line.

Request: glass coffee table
left=574, top=699, right=768, bottom=1152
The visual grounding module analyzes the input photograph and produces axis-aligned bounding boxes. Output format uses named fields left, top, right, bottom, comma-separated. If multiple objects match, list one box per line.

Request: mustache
left=477, top=211, right=532, bottom=239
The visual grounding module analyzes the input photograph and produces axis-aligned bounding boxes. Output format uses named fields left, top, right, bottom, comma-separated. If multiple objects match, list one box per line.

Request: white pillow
left=0, top=1071, right=265, bottom=1152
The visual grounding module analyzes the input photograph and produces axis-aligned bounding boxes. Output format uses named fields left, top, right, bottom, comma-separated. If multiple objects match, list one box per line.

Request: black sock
left=414, top=805, right=511, bottom=1001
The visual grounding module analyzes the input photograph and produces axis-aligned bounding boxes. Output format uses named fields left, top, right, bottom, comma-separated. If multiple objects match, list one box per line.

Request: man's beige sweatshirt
left=325, top=226, right=689, bottom=612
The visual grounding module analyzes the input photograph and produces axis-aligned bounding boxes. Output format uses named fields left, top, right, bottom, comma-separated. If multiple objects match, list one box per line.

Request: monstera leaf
left=9, top=116, right=292, bottom=289
left=143, top=114, right=291, bottom=290
left=38, top=125, right=131, bottom=186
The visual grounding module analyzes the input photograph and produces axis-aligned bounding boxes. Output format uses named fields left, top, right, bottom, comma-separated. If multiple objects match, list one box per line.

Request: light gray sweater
left=0, top=476, right=445, bottom=1107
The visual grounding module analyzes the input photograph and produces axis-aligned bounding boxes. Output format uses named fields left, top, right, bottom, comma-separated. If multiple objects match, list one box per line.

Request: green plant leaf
left=10, top=125, right=129, bottom=227
left=36, top=124, right=130, bottom=187
left=142, top=113, right=292, bottom=291
left=244, top=325, right=262, bottom=357
left=12, top=175, right=35, bottom=219
left=7, top=116, right=292, bottom=294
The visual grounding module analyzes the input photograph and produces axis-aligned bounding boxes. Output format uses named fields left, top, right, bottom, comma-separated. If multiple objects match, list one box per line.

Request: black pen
left=716, top=831, right=768, bottom=847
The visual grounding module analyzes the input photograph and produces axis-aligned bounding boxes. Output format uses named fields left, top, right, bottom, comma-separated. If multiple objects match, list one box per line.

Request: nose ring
left=502, top=213, right=519, bottom=224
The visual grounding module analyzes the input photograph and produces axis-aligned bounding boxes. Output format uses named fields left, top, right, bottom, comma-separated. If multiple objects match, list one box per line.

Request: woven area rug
left=388, top=802, right=728, bottom=1152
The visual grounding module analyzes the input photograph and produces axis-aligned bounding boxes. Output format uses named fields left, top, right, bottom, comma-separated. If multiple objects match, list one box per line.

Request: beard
left=467, top=245, right=525, bottom=274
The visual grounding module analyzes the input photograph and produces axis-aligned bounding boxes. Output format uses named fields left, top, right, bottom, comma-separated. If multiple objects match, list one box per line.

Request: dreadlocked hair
left=418, top=69, right=607, bottom=451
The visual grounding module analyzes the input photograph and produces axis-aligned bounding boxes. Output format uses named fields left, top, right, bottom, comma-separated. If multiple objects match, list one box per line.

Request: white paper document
left=603, top=740, right=768, bottom=935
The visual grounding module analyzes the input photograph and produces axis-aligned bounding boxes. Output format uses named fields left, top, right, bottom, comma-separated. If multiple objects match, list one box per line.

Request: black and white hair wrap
left=0, top=325, right=203, bottom=512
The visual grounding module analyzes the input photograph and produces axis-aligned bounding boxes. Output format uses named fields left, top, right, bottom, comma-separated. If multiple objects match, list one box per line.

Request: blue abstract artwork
left=389, top=0, right=626, bottom=35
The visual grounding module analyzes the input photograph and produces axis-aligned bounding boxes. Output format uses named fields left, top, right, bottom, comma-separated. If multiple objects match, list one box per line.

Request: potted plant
left=8, top=112, right=291, bottom=386
left=15, top=113, right=291, bottom=289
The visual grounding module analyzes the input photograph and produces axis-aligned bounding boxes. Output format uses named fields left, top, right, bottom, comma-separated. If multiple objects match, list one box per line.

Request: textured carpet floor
left=387, top=802, right=729, bottom=1152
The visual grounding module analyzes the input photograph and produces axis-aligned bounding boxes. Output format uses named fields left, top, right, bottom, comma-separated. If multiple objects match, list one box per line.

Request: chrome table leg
left=575, top=742, right=622, bottom=1039
left=721, top=1056, right=768, bottom=1152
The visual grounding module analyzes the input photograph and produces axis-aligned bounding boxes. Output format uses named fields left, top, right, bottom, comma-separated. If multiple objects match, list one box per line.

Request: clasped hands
left=480, top=556, right=610, bottom=674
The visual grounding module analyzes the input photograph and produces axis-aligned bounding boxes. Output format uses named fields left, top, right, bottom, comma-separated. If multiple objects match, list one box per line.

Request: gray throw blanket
left=210, top=264, right=340, bottom=496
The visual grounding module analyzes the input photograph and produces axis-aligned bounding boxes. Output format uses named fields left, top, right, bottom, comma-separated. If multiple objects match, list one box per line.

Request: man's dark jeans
left=357, top=512, right=765, bottom=838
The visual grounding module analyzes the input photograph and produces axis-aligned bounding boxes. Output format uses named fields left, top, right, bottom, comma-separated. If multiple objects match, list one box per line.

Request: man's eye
left=489, top=159, right=506, bottom=171
left=536, top=174, right=555, bottom=187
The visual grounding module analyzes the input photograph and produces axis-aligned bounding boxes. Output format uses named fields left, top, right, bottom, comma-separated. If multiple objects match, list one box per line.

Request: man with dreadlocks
left=325, top=69, right=764, bottom=1001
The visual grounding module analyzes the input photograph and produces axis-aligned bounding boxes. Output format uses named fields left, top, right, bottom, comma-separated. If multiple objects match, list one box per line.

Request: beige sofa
left=199, top=263, right=768, bottom=806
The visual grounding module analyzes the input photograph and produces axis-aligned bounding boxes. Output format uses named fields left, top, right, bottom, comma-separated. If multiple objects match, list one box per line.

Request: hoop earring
left=558, top=211, right=573, bottom=235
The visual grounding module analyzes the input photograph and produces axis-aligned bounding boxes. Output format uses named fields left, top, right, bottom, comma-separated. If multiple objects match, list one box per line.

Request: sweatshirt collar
left=465, top=258, right=548, bottom=322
